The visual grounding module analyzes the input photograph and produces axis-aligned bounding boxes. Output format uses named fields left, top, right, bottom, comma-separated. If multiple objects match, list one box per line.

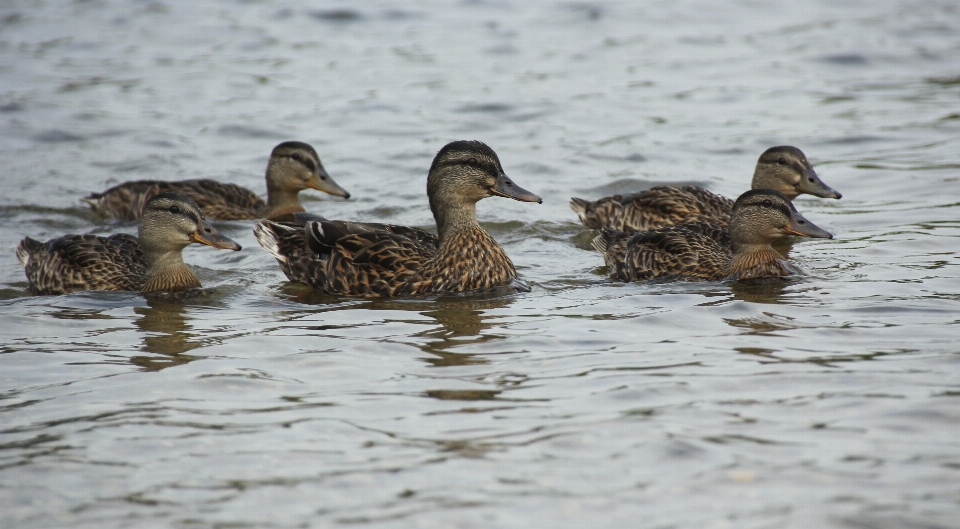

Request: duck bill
left=782, top=211, right=833, bottom=239
left=797, top=168, right=842, bottom=199
left=306, top=167, right=351, bottom=199
left=489, top=173, right=542, bottom=204
left=190, top=220, right=242, bottom=251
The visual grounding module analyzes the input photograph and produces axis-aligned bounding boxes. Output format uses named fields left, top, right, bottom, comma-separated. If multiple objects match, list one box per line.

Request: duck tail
left=80, top=193, right=106, bottom=216
left=591, top=232, right=608, bottom=254
left=569, top=197, right=592, bottom=223
left=253, top=220, right=287, bottom=264
left=16, top=237, right=43, bottom=266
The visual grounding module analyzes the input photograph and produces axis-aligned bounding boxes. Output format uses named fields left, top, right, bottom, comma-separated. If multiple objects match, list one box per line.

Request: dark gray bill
left=797, top=168, right=842, bottom=199
left=490, top=173, right=542, bottom=204
left=190, top=219, right=242, bottom=250
left=783, top=210, right=832, bottom=239
left=306, top=167, right=351, bottom=199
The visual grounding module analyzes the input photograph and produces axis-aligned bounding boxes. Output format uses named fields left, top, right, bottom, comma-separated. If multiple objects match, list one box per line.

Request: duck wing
left=593, top=224, right=730, bottom=282
left=255, top=219, right=439, bottom=296
left=673, top=220, right=731, bottom=249
left=83, top=180, right=165, bottom=221
left=572, top=186, right=735, bottom=232
left=158, top=180, right=265, bottom=220
left=18, top=233, right=146, bottom=294
left=569, top=195, right=627, bottom=230
left=85, top=179, right=265, bottom=221
left=305, top=220, right=439, bottom=296
left=618, top=186, right=734, bottom=231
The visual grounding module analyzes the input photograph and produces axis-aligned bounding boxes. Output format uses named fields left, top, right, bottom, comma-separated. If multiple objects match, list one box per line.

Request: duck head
left=427, top=140, right=541, bottom=209
left=729, top=189, right=832, bottom=248
left=266, top=141, right=350, bottom=199
left=139, top=192, right=242, bottom=260
left=752, top=146, right=841, bottom=200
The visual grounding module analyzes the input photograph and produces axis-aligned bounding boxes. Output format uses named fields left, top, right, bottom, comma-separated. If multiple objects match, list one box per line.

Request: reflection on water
left=2, top=1, right=960, bottom=528
left=412, top=296, right=514, bottom=367
left=728, top=278, right=792, bottom=304
left=129, top=296, right=201, bottom=371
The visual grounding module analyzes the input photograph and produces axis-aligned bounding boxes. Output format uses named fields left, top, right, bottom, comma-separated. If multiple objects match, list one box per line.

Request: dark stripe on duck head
left=143, top=192, right=202, bottom=224
left=733, top=189, right=795, bottom=218
left=430, top=140, right=502, bottom=174
left=760, top=145, right=805, bottom=160
left=272, top=141, right=320, bottom=158
left=282, top=151, right=318, bottom=173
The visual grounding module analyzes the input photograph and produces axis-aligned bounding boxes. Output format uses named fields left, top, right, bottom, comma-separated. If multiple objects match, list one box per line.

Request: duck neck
left=141, top=247, right=201, bottom=292
left=433, top=200, right=480, bottom=242
left=265, top=184, right=304, bottom=217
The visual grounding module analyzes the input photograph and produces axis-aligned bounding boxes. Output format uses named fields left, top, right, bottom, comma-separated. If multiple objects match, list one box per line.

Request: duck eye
left=762, top=199, right=772, bottom=208
left=169, top=205, right=180, bottom=214
left=777, top=157, right=786, bottom=165
left=467, top=157, right=478, bottom=166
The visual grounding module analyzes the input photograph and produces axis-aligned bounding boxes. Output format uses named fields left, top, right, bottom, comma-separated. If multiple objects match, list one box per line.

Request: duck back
left=572, top=185, right=734, bottom=232
left=85, top=179, right=265, bottom=221
left=18, top=233, right=147, bottom=294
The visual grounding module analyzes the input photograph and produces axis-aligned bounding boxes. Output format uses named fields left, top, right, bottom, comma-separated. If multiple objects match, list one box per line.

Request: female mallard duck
left=83, top=141, right=350, bottom=221
left=570, top=146, right=841, bottom=232
left=17, top=193, right=241, bottom=294
left=592, top=189, right=832, bottom=281
left=254, top=140, right=542, bottom=297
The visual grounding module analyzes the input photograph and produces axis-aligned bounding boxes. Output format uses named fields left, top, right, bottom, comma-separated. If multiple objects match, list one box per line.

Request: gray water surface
left=2, top=1, right=960, bottom=528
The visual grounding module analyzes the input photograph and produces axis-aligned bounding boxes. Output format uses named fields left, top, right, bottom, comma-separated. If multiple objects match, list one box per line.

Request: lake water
left=2, top=1, right=959, bottom=527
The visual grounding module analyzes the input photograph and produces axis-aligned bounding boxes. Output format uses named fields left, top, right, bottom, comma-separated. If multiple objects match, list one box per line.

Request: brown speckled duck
left=592, top=189, right=832, bottom=281
left=254, top=140, right=542, bottom=297
left=570, top=146, right=841, bottom=232
left=17, top=193, right=241, bottom=294
left=83, top=141, right=350, bottom=221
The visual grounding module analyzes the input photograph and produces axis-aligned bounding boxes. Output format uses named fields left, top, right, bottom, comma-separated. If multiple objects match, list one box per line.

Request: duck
left=592, top=189, right=832, bottom=281
left=83, top=141, right=350, bottom=221
left=570, top=146, right=841, bottom=232
left=17, top=192, right=241, bottom=294
left=254, top=140, right=542, bottom=297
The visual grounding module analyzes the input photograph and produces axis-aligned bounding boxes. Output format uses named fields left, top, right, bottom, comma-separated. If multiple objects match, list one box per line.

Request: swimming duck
left=83, top=141, right=350, bottom=221
left=592, top=189, right=832, bottom=281
left=254, top=140, right=542, bottom=297
left=17, top=193, right=241, bottom=294
left=570, top=146, right=841, bottom=232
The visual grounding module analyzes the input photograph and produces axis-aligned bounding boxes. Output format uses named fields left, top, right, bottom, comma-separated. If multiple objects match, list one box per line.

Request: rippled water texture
left=2, top=1, right=960, bottom=527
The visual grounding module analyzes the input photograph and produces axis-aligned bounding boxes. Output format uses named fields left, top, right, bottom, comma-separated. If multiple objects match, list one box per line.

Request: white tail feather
left=253, top=221, right=286, bottom=263
left=591, top=233, right=608, bottom=254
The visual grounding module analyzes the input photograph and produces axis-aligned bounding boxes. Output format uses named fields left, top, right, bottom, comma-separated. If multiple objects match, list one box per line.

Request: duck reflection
left=728, top=278, right=792, bottom=304
left=408, top=295, right=515, bottom=367
left=129, top=296, right=202, bottom=371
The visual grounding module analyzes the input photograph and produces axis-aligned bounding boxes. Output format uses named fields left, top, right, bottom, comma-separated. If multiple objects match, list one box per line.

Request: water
left=2, top=1, right=960, bottom=527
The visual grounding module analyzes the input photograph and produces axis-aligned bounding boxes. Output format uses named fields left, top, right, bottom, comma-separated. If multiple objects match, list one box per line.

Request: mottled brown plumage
left=83, top=141, right=350, bottom=221
left=18, top=193, right=241, bottom=295
left=592, top=189, right=832, bottom=282
left=255, top=140, right=542, bottom=297
left=570, top=146, right=841, bottom=232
